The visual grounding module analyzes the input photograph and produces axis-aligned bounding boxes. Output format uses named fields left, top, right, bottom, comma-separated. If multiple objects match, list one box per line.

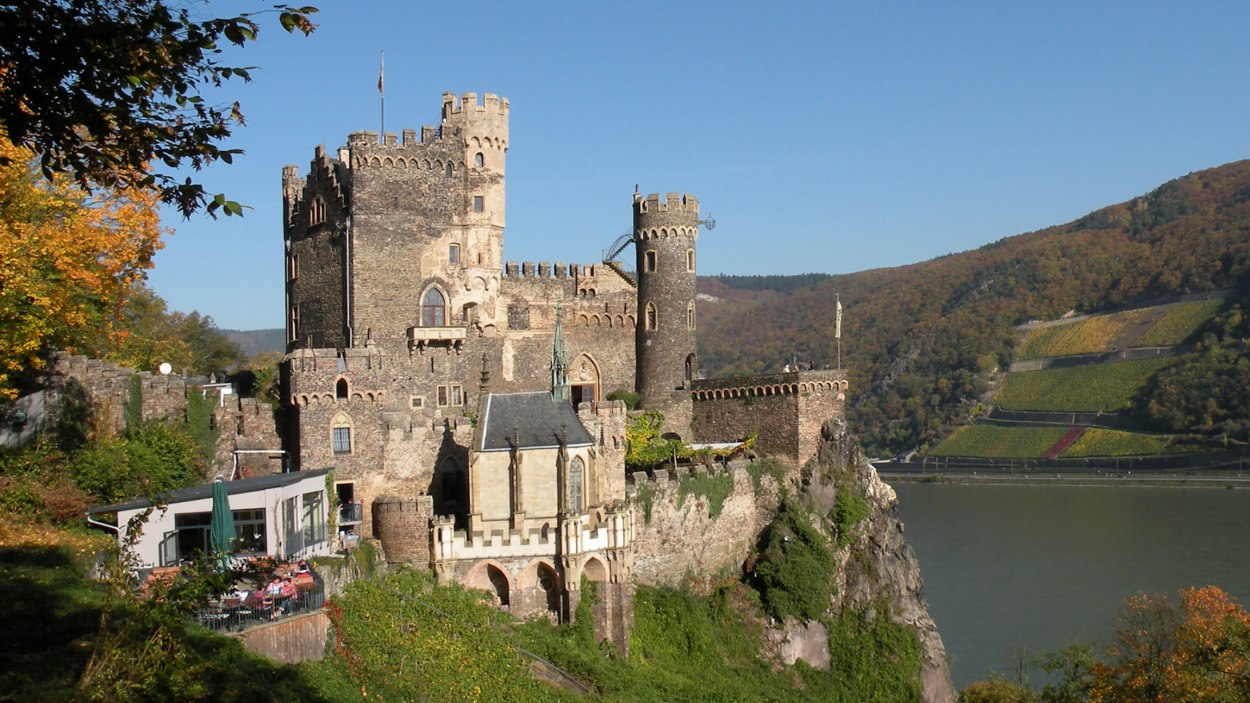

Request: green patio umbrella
left=209, top=475, right=235, bottom=568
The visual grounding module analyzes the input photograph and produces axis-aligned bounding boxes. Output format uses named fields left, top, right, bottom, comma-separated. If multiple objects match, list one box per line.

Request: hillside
left=696, top=160, right=1250, bottom=454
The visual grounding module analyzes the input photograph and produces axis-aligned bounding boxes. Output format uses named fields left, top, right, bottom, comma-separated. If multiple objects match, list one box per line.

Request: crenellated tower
left=633, top=191, right=700, bottom=418
left=281, top=92, right=510, bottom=353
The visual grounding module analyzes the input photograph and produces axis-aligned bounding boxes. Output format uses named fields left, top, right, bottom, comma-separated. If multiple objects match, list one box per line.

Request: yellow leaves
left=0, top=134, right=166, bottom=394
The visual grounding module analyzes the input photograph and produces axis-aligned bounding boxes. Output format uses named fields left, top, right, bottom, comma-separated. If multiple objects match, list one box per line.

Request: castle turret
left=633, top=192, right=699, bottom=414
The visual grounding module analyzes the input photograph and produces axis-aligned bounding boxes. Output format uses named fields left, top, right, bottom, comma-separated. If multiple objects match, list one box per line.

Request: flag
left=377, top=51, right=384, bottom=95
left=835, top=296, right=843, bottom=339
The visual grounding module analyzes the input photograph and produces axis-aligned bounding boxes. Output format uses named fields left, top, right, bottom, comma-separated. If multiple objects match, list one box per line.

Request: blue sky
left=147, top=1, right=1250, bottom=330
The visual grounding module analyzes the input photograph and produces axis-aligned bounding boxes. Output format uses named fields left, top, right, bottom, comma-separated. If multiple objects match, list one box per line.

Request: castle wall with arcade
left=691, top=369, right=848, bottom=466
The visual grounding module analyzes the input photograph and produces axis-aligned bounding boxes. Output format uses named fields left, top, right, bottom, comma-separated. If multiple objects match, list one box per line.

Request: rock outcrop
left=805, top=417, right=955, bottom=703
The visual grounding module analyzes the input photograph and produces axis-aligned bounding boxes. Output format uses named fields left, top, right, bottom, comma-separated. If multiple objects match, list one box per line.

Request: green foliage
left=676, top=470, right=734, bottom=519
left=625, top=410, right=684, bottom=469
left=996, top=357, right=1175, bottom=412
left=831, top=486, right=870, bottom=548
left=825, top=604, right=924, bottom=702
left=185, top=388, right=219, bottom=472
left=606, top=388, right=641, bottom=410
left=928, top=425, right=1071, bottom=458
left=1136, top=299, right=1226, bottom=346
left=124, top=374, right=143, bottom=431
left=324, top=569, right=570, bottom=702
left=755, top=497, right=835, bottom=622
left=1017, top=307, right=1160, bottom=360
left=0, top=1, right=318, bottom=218
left=746, top=456, right=787, bottom=494
left=712, top=273, right=833, bottom=293
left=1133, top=338, right=1250, bottom=442
left=633, top=483, right=656, bottom=525
left=69, top=420, right=206, bottom=503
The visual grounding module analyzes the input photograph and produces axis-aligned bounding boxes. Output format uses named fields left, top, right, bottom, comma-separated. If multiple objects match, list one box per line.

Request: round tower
left=633, top=191, right=700, bottom=410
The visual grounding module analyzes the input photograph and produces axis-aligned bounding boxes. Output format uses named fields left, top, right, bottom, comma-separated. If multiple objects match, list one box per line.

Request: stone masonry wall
left=628, top=463, right=781, bottom=588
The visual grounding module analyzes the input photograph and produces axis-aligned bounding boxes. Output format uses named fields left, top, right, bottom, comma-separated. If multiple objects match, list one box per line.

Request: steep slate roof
left=87, top=468, right=333, bottom=514
left=479, top=391, right=594, bottom=452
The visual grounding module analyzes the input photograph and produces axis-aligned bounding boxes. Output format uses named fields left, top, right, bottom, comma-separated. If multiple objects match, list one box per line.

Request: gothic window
left=449, top=244, right=459, bottom=264
left=445, top=162, right=453, bottom=177
left=422, top=288, right=446, bottom=326
left=336, top=378, right=348, bottom=399
left=644, top=250, right=657, bottom=273
left=645, top=303, right=657, bottom=331
left=687, top=249, right=695, bottom=272
left=309, top=197, right=326, bottom=226
left=568, top=456, right=584, bottom=512
left=289, top=304, right=299, bottom=343
left=331, top=413, right=353, bottom=455
left=473, top=196, right=484, bottom=212
left=474, top=152, right=484, bottom=168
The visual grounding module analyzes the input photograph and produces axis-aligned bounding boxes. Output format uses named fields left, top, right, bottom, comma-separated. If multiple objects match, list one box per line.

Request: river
left=889, top=481, right=1250, bottom=690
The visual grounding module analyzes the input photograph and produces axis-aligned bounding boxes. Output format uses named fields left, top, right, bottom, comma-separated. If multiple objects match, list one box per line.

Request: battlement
left=634, top=191, right=699, bottom=215
left=503, top=261, right=596, bottom=278
left=690, top=369, right=848, bottom=400
left=625, top=461, right=745, bottom=489
left=441, top=91, right=509, bottom=119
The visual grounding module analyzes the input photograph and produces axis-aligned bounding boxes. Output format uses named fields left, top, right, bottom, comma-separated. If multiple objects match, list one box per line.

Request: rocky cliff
left=808, top=418, right=955, bottom=703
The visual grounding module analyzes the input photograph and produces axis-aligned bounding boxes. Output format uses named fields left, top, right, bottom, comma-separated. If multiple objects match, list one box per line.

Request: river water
left=889, top=481, right=1250, bottom=690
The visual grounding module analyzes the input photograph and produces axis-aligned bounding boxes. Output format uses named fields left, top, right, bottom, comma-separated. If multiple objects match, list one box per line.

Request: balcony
left=407, top=325, right=466, bottom=353
left=339, top=501, right=363, bottom=525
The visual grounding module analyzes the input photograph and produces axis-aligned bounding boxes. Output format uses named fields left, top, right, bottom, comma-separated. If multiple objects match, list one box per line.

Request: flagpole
left=378, top=51, right=385, bottom=143
left=835, top=293, right=842, bottom=370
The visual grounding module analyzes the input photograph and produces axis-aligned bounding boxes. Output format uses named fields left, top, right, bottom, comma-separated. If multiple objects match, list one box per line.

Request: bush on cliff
left=754, top=496, right=836, bottom=622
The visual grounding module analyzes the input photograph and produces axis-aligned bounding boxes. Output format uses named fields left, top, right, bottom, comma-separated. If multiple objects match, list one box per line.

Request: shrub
left=605, top=388, right=641, bottom=410
left=831, top=486, right=870, bottom=548
left=754, top=497, right=835, bottom=622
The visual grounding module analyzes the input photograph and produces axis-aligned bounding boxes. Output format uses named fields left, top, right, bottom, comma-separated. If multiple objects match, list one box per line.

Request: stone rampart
left=691, top=369, right=847, bottom=465
left=627, top=462, right=782, bottom=589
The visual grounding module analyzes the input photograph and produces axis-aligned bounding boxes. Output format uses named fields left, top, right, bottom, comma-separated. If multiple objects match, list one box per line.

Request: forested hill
left=696, top=159, right=1250, bottom=455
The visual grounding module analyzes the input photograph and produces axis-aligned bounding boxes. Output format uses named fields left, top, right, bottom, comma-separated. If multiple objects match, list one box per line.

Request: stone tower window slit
left=474, top=152, right=484, bottom=167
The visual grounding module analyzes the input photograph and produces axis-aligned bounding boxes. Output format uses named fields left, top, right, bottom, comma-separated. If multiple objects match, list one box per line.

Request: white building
left=87, top=469, right=334, bottom=568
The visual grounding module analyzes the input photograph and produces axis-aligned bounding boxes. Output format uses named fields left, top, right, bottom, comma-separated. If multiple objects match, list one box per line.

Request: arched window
left=309, top=197, right=326, bottom=226
left=568, top=456, right=584, bottom=512
left=422, top=288, right=446, bottom=326
left=445, top=162, right=453, bottom=177
left=645, top=303, right=657, bottom=331
left=474, top=152, right=485, bottom=167
left=687, top=301, right=695, bottom=330
left=335, top=378, right=348, bottom=399
left=331, top=412, right=353, bottom=455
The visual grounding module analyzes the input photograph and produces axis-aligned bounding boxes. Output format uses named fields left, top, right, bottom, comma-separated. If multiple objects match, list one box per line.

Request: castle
left=279, top=92, right=849, bottom=642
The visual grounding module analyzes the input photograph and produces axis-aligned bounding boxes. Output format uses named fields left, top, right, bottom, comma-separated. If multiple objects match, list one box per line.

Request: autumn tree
left=1085, top=586, right=1250, bottom=703
left=0, top=136, right=163, bottom=398
left=0, top=1, right=316, bottom=217
left=99, top=284, right=246, bottom=377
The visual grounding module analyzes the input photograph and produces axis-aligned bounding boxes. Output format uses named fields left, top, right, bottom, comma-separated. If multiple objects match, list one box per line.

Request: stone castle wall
left=692, top=369, right=848, bottom=465
left=627, top=463, right=782, bottom=588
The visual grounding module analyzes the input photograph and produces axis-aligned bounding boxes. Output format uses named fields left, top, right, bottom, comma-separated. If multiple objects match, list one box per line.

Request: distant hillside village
left=33, top=92, right=853, bottom=651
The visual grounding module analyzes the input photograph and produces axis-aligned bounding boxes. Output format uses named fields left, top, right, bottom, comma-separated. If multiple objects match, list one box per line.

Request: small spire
left=551, top=303, right=569, bottom=402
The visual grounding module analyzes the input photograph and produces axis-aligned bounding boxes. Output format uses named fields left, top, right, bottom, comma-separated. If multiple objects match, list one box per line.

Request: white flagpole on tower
left=835, top=294, right=843, bottom=370
left=378, top=51, right=385, bottom=142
